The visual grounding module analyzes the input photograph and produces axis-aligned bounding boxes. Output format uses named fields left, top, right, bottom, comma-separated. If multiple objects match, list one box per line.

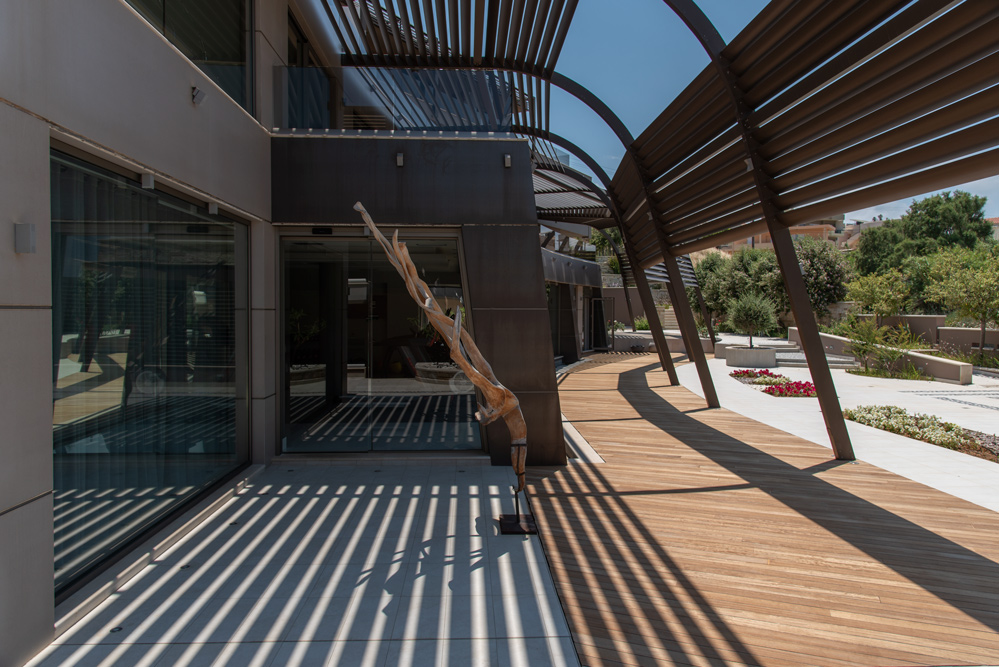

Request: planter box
left=726, top=346, right=777, bottom=368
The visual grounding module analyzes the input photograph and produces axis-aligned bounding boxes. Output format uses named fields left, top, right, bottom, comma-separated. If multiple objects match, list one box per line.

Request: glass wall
left=282, top=238, right=480, bottom=453
left=126, top=0, right=253, bottom=113
left=50, top=151, right=249, bottom=593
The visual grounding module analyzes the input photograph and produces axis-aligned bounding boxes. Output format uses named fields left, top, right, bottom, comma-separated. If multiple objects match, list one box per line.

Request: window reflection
left=50, top=152, right=248, bottom=592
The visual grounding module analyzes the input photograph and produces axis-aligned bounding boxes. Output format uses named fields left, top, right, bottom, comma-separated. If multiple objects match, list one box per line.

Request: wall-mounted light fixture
left=141, top=173, right=155, bottom=189
left=192, top=87, right=206, bottom=106
left=208, top=202, right=219, bottom=215
left=396, top=153, right=404, bottom=167
left=14, top=223, right=36, bottom=254
left=504, top=154, right=512, bottom=168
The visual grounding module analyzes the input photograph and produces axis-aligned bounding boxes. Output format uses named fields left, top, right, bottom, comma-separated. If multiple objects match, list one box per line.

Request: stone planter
left=414, top=361, right=466, bottom=384
left=726, top=346, right=777, bottom=368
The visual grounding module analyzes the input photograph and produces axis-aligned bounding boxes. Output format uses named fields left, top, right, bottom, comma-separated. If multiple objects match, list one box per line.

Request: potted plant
left=725, top=292, right=779, bottom=368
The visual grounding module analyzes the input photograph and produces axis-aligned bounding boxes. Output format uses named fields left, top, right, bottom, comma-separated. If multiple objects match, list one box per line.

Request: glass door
left=282, top=237, right=481, bottom=453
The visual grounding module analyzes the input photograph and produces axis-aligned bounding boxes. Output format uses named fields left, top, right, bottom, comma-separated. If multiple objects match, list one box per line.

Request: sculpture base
left=499, top=514, right=538, bottom=535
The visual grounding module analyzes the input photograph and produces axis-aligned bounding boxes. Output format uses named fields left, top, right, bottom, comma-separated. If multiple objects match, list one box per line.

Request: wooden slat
left=530, top=355, right=999, bottom=667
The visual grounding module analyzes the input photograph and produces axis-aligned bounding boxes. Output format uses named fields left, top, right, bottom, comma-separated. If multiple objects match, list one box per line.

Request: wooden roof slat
left=739, top=0, right=910, bottom=105
left=495, top=0, right=514, bottom=62
left=658, top=173, right=758, bottom=224
left=634, top=66, right=722, bottom=149
left=544, top=0, right=576, bottom=76
left=393, top=0, right=417, bottom=58
left=766, top=50, right=999, bottom=173
left=368, top=1, right=398, bottom=62
left=757, top=7, right=999, bottom=150
left=748, top=0, right=952, bottom=123
left=650, top=142, right=746, bottom=207
left=505, top=0, right=527, bottom=65
left=525, top=0, right=551, bottom=74
left=435, top=0, right=451, bottom=62
left=408, top=0, right=429, bottom=58
left=728, top=0, right=861, bottom=76
left=773, top=86, right=999, bottom=194
left=448, top=0, right=461, bottom=60
left=536, top=0, right=565, bottom=75
left=330, top=0, right=363, bottom=54
left=642, top=121, right=740, bottom=190
left=419, top=0, right=440, bottom=61
left=721, top=0, right=798, bottom=61
left=515, top=0, right=539, bottom=67
left=780, top=146, right=999, bottom=227
left=777, top=117, right=999, bottom=211
left=761, top=22, right=999, bottom=164
left=671, top=219, right=768, bottom=255
left=472, top=0, right=485, bottom=63
left=662, top=187, right=761, bottom=238
left=343, top=1, right=375, bottom=55
left=666, top=203, right=766, bottom=247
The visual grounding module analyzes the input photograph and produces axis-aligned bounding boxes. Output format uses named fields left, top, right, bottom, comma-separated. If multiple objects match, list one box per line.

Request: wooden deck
left=527, top=355, right=999, bottom=667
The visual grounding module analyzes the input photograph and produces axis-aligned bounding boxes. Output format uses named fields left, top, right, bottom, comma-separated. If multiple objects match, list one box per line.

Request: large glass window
left=126, top=0, right=254, bottom=113
left=50, top=151, right=249, bottom=593
left=282, top=238, right=480, bottom=453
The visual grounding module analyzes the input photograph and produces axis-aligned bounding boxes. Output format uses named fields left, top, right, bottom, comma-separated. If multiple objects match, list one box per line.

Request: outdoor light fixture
left=504, top=154, right=512, bottom=168
left=396, top=152, right=404, bottom=167
left=192, top=86, right=206, bottom=106
left=208, top=202, right=218, bottom=215
left=141, top=173, right=155, bottom=189
left=13, top=222, right=36, bottom=254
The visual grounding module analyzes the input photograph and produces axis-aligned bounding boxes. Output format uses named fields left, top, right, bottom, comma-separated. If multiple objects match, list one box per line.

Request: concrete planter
left=726, top=346, right=777, bottom=368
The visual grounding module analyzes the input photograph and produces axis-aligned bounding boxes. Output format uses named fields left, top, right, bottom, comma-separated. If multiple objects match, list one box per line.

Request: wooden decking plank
left=530, top=355, right=999, bottom=667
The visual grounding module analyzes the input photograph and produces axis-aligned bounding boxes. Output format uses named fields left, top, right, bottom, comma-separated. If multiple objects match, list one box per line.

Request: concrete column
left=250, top=219, right=279, bottom=464
left=0, top=103, right=56, bottom=666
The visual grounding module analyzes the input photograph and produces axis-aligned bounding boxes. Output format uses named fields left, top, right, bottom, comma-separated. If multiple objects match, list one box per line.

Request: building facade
left=1, top=2, right=566, bottom=663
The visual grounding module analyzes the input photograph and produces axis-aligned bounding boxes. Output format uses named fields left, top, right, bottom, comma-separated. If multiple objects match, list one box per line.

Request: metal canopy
left=314, top=0, right=998, bottom=460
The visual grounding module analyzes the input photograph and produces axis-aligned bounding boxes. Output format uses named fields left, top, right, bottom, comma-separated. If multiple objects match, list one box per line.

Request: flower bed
left=843, top=405, right=999, bottom=462
left=729, top=370, right=817, bottom=396
left=763, top=380, right=817, bottom=397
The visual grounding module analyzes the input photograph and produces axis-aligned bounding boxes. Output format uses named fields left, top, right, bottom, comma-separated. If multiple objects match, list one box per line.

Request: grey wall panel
left=484, top=391, right=563, bottom=467
left=467, top=309, right=560, bottom=392
left=0, top=496, right=55, bottom=667
left=461, top=225, right=548, bottom=309
left=272, top=137, right=536, bottom=226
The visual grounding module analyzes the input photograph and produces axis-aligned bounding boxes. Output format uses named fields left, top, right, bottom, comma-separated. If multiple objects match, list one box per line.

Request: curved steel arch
left=655, top=0, right=855, bottom=459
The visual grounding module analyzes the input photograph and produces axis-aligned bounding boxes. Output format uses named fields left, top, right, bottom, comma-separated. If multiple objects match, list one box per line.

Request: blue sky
left=547, top=0, right=999, bottom=221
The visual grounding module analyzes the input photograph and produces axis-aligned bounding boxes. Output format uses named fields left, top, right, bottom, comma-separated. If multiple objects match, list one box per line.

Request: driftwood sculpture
left=353, top=202, right=528, bottom=493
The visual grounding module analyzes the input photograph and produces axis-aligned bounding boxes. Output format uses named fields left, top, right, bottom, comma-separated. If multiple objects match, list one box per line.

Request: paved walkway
left=28, top=460, right=577, bottom=667
left=677, top=350, right=999, bottom=513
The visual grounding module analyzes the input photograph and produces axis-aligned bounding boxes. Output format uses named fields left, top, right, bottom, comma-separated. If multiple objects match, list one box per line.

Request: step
left=776, top=351, right=859, bottom=369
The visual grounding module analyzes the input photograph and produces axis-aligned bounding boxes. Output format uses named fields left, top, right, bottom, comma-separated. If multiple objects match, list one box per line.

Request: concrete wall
left=788, top=327, right=971, bottom=385
left=855, top=315, right=946, bottom=344
left=937, top=327, right=999, bottom=353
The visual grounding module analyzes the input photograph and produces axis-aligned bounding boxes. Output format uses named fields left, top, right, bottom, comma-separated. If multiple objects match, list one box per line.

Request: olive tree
left=726, top=292, right=777, bottom=348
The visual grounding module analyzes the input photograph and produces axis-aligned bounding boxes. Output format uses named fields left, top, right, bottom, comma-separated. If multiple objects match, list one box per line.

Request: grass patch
left=846, top=366, right=933, bottom=381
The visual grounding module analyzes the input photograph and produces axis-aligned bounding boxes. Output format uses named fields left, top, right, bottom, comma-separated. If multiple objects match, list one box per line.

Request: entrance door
left=282, top=237, right=481, bottom=453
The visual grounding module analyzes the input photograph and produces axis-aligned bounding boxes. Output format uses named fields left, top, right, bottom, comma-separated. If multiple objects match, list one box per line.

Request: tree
left=726, top=292, right=777, bottom=348
left=590, top=227, right=622, bottom=254
left=926, top=246, right=999, bottom=357
left=846, top=269, right=908, bottom=325
left=760, top=236, right=851, bottom=319
left=853, top=190, right=990, bottom=275
left=698, top=247, right=775, bottom=320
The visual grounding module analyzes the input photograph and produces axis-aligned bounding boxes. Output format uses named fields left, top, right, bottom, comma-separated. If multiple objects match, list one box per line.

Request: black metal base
left=499, top=514, right=538, bottom=535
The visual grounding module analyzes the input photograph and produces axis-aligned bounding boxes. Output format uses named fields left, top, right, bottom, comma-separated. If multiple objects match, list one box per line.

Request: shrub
left=843, top=405, right=971, bottom=450
left=634, top=315, right=650, bottom=330
left=729, top=369, right=781, bottom=379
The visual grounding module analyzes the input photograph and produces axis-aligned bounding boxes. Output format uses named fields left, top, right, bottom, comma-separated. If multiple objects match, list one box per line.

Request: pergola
left=318, top=0, right=999, bottom=460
